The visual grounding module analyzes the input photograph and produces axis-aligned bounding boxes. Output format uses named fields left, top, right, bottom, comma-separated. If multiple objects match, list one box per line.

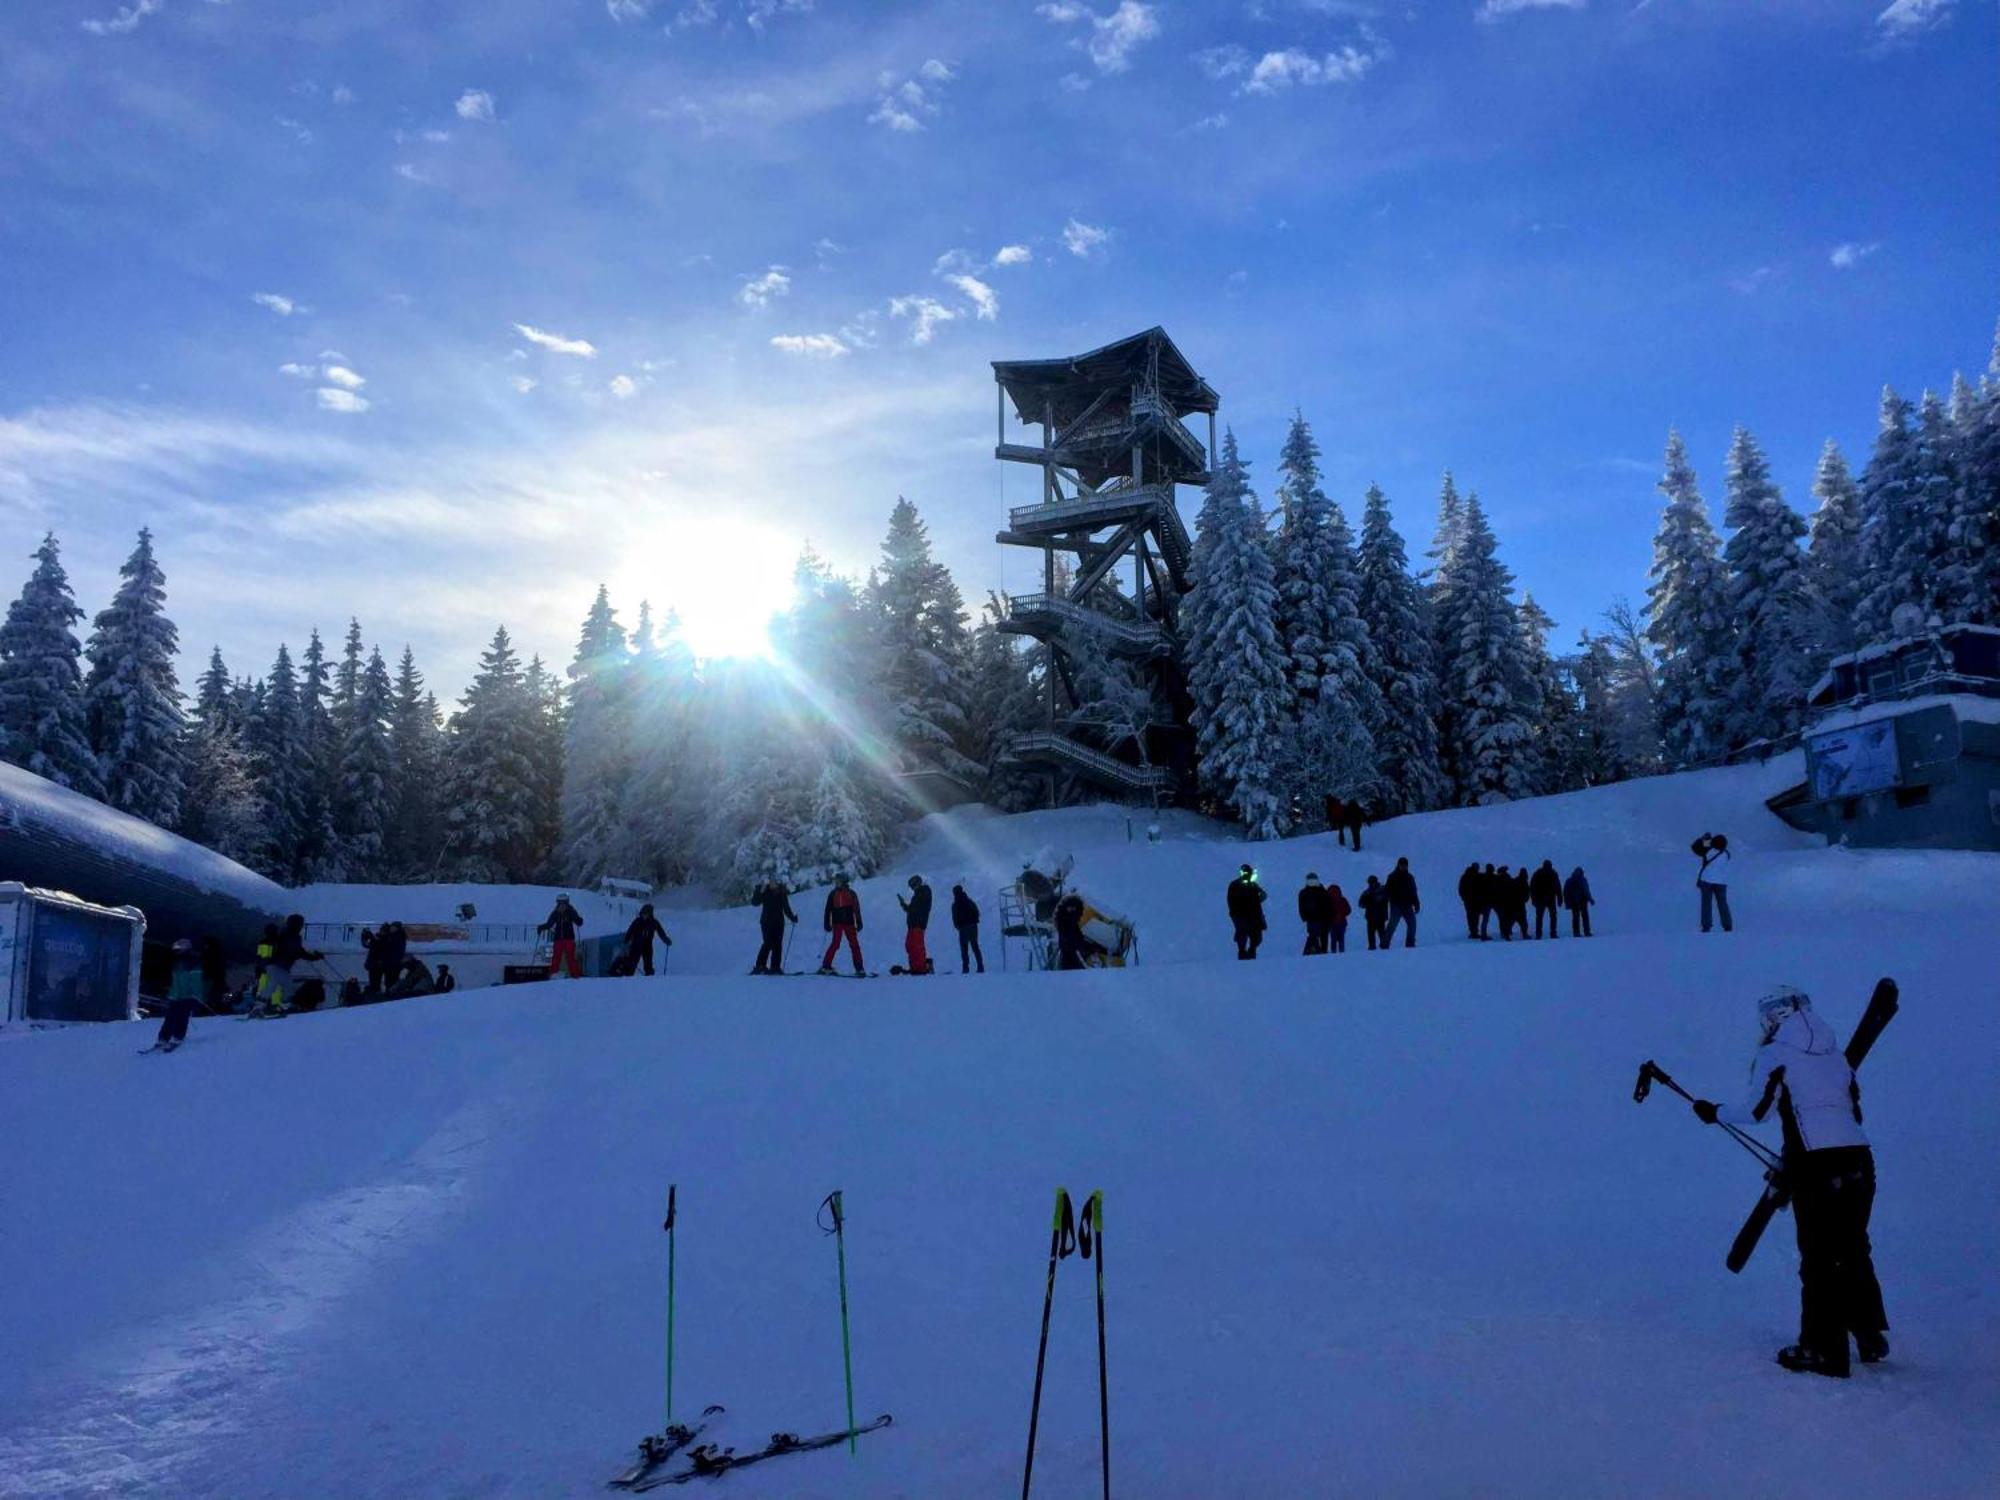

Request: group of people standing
left=1227, top=855, right=1424, bottom=958
left=743, top=873, right=987, bottom=977
left=1455, top=861, right=1596, bottom=941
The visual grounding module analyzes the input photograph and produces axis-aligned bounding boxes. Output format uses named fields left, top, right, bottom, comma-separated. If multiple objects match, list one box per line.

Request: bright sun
left=621, top=515, right=794, bottom=662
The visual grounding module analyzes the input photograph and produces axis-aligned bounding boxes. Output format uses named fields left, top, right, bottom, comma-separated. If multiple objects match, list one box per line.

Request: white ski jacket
left=1717, top=1009, right=1867, bottom=1154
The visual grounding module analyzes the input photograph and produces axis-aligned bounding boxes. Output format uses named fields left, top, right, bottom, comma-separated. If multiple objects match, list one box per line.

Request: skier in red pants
left=540, top=895, right=585, bottom=978
left=819, top=874, right=865, bottom=975
left=896, top=874, right=934, bottom=974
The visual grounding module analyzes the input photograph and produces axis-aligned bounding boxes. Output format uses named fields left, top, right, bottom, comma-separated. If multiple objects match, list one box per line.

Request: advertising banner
left=1807, top=719, right=1901, bottom=802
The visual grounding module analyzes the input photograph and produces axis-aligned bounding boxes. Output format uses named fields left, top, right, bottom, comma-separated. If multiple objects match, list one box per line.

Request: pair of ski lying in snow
left=609, top=1407, right=892, bottom=1490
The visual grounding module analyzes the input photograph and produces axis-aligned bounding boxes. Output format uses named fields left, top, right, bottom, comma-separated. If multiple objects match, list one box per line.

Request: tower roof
left=993, top=326, right=1218, bottom=427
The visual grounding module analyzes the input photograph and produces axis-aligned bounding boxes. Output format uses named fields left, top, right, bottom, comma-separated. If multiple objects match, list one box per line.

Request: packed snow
left=3, top=760, right=1997, bottom=1498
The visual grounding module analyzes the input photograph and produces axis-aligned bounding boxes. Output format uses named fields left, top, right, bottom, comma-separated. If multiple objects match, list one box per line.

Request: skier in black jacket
left=1563, top=866, right=1594, bottom=937
left=1357, top=875, right=1388, bottom=950
left=540, top=895, right=585, bottom=978
left=950, top=884, right=984, bottom=973
left=1458, top=863, right=1484, bottom=940
left=1053, top=891, right=1102, bottom=970
left=1382, top=858, right=1419, bottom=948
left=752, top=880, right=798, bottom=974
left=896, top=876, right=934, bottom=974
left=1227, top=865, right=1267, bottom=959
left=622, top=904, right=672, bottom=975
left=1297, top=874, right=1333, bottom=954
left=1530, top=860, right=1562, bottom=939
left=263, top=913, right=324, bottom=1012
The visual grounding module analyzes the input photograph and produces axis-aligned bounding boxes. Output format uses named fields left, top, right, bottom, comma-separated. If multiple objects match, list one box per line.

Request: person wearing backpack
left=1693, top=833, right=1734, bottom=933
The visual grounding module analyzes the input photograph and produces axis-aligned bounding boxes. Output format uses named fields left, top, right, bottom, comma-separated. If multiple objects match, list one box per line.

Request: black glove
left=1692, top=1100, right=1719, bottom=1125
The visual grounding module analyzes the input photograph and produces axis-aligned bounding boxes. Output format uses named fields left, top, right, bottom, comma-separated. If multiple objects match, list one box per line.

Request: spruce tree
left=1271, top=413, right=1383, bottom=731
left=0, top=534, right=105, bottom=797
left=178, top=718, right=266, bottom=864
left=1435, top=495, right=1537, bottom=804
left=1805, top=440, right=1865, bottom=660
left=559, top=586, right=634, bottom=886
left=335, top=647, right=395, bottom=877
left=1721, top=427, right=1814, bottom=746
left=872, top=497, right=979, bottom=781
left=524, top=654, right=567, bottom=880
left=1568, top=630, right=1630, bottom=788
left=626, top=604, right=699, bottom=884
left=1946, top=329, right=2000, bottom=625
left=248, top=644, right=314, bottom=881
left=446, top=627, right=544, bottom=882
left=966, top=597, right=1043, bottom=812
left=1354, top=485, right=1446, bottom=813
left=386, top=647, right=445, bottom=879
left=293, top=626, right=340, bottom=877
left=1645, top=430, right=1736, bottom=766
left=1516, top=594, right=1567, bottom=793
left=1854, top=388, right=1923, bottom=641
left=192, top=647, right=237, bottom=731
left=84, top=527, right=184, bottom=826
left=1184, top=430, right=1290, bottom=837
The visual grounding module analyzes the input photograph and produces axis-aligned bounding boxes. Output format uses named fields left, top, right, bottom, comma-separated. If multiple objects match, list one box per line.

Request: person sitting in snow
left=539, top=896, right=586, bottom=979
left=1691, top=986, right=1889, bottom=1378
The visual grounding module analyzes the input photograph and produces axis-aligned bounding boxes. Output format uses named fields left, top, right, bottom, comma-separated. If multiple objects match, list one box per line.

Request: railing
left=1003, top=593, right=1168, bottom=656
left=1130, top=389, right=1208, bottom=469
left=302, top=921, right=543, bottom=948
left=1000, top=731, right=1172, bottom=792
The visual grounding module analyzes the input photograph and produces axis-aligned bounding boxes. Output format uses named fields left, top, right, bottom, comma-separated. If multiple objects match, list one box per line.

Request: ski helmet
left=1756, top=984, right=1810, bottom=1040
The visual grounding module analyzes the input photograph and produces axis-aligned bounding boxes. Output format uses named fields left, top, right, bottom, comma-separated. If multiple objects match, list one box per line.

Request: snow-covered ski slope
left=4, top=757, right=1997, bottom=1498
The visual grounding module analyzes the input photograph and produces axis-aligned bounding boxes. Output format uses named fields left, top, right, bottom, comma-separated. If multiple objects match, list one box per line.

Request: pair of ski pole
left=657, top=1184, right=864, bottom=1454
left=1022, top=1187, right=1109, bottom=1500
left=1632, top=1061, right=1781, bottom=1170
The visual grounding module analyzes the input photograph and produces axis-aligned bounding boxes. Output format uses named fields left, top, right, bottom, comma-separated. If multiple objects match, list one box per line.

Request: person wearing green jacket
left=155, top=939, right=204, bottom=1051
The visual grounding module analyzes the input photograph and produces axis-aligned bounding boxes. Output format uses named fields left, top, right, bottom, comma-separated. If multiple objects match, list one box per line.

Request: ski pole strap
left=1054, top=1188, right=1077, bottom=1259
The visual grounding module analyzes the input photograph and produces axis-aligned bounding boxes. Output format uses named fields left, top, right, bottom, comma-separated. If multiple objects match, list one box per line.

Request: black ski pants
left=1792, top=1145, right=1888, bottom=1371
left=1534, top=900, right=1559, bottom=939
left=157, top=998, right=194, bottom=1046
left=1462, top=899, right=1481, bottom=940
left=1303, top=922, right=1329, bottom=955
left=1384, top=903, right=1417, bottom=948
left=1568, top=905, right=1591, bottom=937
left=1233, top=923, right=1261, bottom=960
left=957, top=924, right=985, bottom=973
left=1330, top=920, right=1347, bottom=953
left=1364, top=914, right=1386, bottom=950
left=754, top=922, right=785, bottom=974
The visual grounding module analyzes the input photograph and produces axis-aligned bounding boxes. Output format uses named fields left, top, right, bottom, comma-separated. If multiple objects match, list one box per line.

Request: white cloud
left=1059, top=72, right=1092, bottom=93
left=738, top=267, right=792, bottom=308
left=889, top=295, right=960, bottom=345
left=1194, top=44, right=1249, bottom=80
left=746, top=0, right=813, bottom=32
left=279, top=363, right=315, bottom=379
left=393, top=162, right=429, bottom=184
left=1476, top=0, right=1586, bottom=20
left=1038, top=2, right=1160, bottom=75
left=1830, top=241, right=1882, bottom=269
left=81, top=0, right=162, bottom=36
left=331, top=85, right=356, bottom=105
left=869, top=61, right=955, bottom=131
left=1062, top=218, right=1111, bottom=258
left=609, top=375, right=639, bottom=399
left=945, top=273, right=999, bottom=320
left=455, top=89, right=496, bottom=122
left=322, top=365, right=366, bottom=391
left=606, top=0, right=651, bottom=20
left=511, top=375, right=538, bottom=394
left=421, top=128, right=452, bottom=144
left=317, top=388, right=371, bottom=414
left=251, top=292, right=301, bottom=317
left=1876, top=0, right=1954, bottom=38
left=1729, top=265, right=1775, bottom=296
left=513, top=323, right=599, bottom=357
left=1192, top=112, right=1229, bottom=131
left=770, top=333, right=851, bottom=358
left=993, top=244, right=1033, bottom=267
left=1243, top=40, right=1387, bottom=93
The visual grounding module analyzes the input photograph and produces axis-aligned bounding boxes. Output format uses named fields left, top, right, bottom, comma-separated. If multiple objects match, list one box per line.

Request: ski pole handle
left=664, top=1183, right=677, bottom=1233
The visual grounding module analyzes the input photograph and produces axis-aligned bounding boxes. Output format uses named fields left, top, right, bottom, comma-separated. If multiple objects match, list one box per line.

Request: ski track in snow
left=0, top=1103, right=497, bottom=1499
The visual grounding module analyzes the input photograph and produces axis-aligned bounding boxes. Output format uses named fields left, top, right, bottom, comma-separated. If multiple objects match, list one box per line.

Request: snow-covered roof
left=1803, top=693, right=2000, bottom=737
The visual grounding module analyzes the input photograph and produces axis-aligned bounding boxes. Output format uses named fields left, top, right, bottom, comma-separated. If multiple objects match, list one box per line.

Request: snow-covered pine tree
left=1805, top=439, right=1865, bottom=660
left=0, top=534, right=106, bottom=797
left=1907, top=391, right=1961, bottom=621
left=1063, top=614, right=1157, bottom=771
left=523, top=654, right=567, bottom=880
left=192, top=647, right=237, bottom=731
left=1271, top=413, right=1384, bottom=733
left=1567, top=630, right=1630, bottom=788
left=871, top=497, right=979, bottom=782
left=1515, top=594, right=1567, bottom=793
left=445, top=627, right=545, bottom=882
left=178, top=717, right=265, bottom=864
left=798, top=754, right=883, bottom=889
left=1946, top=330, right=2000, bottom=624
left=1353, top=485, right=1447, bottom=813
left=1425, top=470, right=1465, bottom=588
left=247, top=644, right=315, bottom=881
left=385, top=648, right=446, bottom=879
left=292, top=626, right=340, bottom=877
left=1599, top=598, right=1665, bottom=774
left=1435, top=494, right=1537, bottom=805
left=1644, top=430, right=1736, bottom=766
left=332, top=619, right=364, bottom=736
left=83, top=527, right=184, bottom=826
left=1853, top=388, right=1923, bottom=642
left=558, top=586, right=633, bottom=886
left=333, top=646, right=394, bottom=877
left=1184, top=430, right=1291, bottom=838
left=626, top=603, right=699, bottom=884
left=1719, top=427, right=1814, bottom=747
left=966, top=595, right=1043, bottom=812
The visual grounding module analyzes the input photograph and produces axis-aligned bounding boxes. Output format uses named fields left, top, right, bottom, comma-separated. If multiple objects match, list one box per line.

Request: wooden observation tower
left=992, top=327, right=1218, bottom=802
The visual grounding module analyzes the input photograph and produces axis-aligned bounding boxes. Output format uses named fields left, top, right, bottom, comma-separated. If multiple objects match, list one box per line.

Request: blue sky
left=1, top=0, right=1994, bottom=692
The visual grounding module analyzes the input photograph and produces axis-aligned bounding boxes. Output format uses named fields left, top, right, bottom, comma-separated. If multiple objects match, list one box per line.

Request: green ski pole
left=663, top=1184, right=678, bottom=1428
left=822, top=1190, right=859, bottom=1455
left=1090, top=1191, right=1108, bottom=1500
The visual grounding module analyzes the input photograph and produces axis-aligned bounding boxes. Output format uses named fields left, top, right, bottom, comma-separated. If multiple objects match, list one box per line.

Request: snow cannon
left=1072, top=896, right=1136, bottom=968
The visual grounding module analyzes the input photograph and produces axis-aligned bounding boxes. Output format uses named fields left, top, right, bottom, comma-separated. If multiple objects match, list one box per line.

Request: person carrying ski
left=1297, top=874, right=1333, bottom=955
left=752, top=879, right=798, bottom=975
left=540, top=896, right=586, bottom=978
left=1382, top=857, right=1420, bottom=948
left=1693, top=833, right=1733, bottom=933
left=1458, top=862, right=1484, bottom=940
left=1357, top=875, right=1388, bottom=950
left=1325, top=881, right=1352, bottom=953
left=1530, top=860, right=1562, bottom=939
left=820, top=874, right=864, bottom=975
left=1227, top=864, right=1267, bottom=960
left=622, top=903, right=672, bottom=976
left=1691, top=986, right=1889, bottom=1378
left=1563, top=866, right=1594, bottom=937
left=950, top=883, right=984, bottom=974
left=896, top=875, right=934, bottom=974
left=1052, top=891, right=1102, bottom=970
left=155, top=937, right=203, bottom=1050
